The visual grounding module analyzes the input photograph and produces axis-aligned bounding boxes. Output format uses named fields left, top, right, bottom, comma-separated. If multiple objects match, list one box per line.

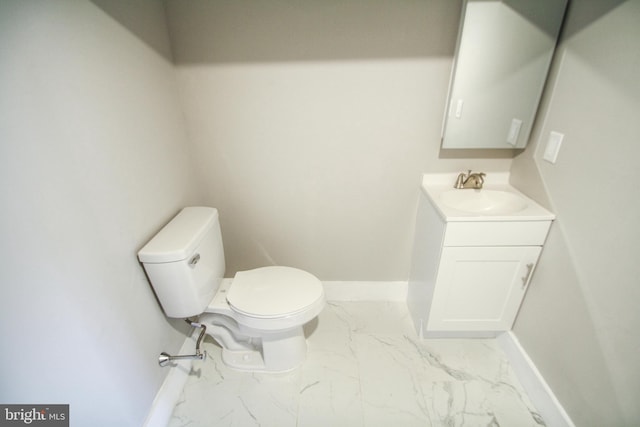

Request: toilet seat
left=227, top=266, right=324, bottom=319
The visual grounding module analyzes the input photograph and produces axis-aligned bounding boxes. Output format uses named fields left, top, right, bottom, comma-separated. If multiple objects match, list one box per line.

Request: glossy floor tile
left=168, top=302, right=545, bottom=427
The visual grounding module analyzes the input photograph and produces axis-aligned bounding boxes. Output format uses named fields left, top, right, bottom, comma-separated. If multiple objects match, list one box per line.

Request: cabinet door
left=427, top=246, right=541, bottom=332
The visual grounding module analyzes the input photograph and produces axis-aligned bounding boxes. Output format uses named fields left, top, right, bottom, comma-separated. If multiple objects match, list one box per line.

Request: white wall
left=0, top=1, right=199, bottom=425
left=510, top=1, right=640, bottom=425
left=165, top=0, right=514, bottom=281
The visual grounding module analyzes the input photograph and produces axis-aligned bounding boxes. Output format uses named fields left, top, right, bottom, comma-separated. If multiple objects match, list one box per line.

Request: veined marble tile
left=166, top=302, right=545, bottom=427
left=168, top=340, right=301, bottom=427
left=355, top=334, right=438, bottom=426
left=297, top=350, right=363, bottom=427
left=303, top=304, right=358, bottom=358
left=325, top=301, right=416, bottom=336
left=233, top=371, right=301, bottom=427
left=422, top=381, right=544, bottom=426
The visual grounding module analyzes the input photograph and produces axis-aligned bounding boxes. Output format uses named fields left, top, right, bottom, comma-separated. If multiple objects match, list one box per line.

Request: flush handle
left=521, top=263, right=534, bottom=289
left=189, top=253, right=200, bottom=268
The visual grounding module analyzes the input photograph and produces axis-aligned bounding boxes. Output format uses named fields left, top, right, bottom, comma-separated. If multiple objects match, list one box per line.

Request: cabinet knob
left=522, top=263, right=535, bottom=289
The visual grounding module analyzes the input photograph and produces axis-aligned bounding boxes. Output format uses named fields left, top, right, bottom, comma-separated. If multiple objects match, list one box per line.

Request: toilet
left=138, top=206, right=325, bottom=372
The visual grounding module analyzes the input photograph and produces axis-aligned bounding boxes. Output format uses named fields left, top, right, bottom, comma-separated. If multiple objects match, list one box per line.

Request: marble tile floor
left=168, top=302, right=545, bottom=427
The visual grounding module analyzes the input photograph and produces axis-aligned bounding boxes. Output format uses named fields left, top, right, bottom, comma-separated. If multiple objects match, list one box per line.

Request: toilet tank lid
left=137, top=207, right=217, bottom=263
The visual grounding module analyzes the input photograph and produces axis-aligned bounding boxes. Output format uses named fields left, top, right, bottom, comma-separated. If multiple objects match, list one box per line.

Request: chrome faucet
left=454, top=170, right=486, bottom=189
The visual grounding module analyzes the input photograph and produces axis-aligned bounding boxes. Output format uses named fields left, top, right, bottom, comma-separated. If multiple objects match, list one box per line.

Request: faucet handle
left=455, top=170, right=486, bottom=189
left=469, top=171, right=486, bottom=189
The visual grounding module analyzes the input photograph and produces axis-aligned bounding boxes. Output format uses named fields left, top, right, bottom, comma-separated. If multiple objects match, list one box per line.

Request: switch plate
left=543, top=131, right=564, bottom=164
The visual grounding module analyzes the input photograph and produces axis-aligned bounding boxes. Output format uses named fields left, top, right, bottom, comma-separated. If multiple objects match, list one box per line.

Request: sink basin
left=440, top=190, right=528, bottom=215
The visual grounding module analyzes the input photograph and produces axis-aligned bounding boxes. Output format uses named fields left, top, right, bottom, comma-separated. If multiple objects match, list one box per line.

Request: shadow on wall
left=505, top=0, right=567, bottom=38
left=559, top=0, right=626, bottom=40
left=94, top=0, right=463, bottom=64
left=90, top=0, right=174, bottom=61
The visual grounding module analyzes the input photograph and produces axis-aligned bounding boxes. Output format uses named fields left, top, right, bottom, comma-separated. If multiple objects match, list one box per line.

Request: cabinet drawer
left=444, top=221, right=551, bottom=246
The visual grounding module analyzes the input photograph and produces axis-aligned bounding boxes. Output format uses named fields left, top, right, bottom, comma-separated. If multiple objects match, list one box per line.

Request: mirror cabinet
left=442, top=0, right=567, bottom=149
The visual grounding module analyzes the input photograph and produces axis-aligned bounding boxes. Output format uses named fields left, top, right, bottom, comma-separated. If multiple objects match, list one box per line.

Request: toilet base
left=221, top=348, right=267, bottom=371
left=220, top=326, right=307, bottom=372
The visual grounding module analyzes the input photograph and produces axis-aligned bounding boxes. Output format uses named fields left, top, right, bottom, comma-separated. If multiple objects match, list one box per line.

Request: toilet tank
left=138, top=207, right=226, bottom=318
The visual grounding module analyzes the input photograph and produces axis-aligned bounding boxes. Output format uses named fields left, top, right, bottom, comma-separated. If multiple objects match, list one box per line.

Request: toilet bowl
left=137, top=207, right=325, bottom=372
left=201, top=266, right=324, bottom=371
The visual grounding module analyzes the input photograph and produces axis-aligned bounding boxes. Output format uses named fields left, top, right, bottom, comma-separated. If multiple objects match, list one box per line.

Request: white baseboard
left=322, top=281, right=408, bottom=301
left=497, top=331, right=575, bottom=427
left=143, top=332, right=196, bottom=427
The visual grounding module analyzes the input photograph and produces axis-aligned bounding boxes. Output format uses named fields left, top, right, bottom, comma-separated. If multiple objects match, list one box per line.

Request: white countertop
left=421, top=173, right=556, bottom=222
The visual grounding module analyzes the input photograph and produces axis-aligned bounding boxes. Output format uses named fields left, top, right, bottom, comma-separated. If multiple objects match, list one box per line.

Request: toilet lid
left=227, top=266, right=323, bottom=318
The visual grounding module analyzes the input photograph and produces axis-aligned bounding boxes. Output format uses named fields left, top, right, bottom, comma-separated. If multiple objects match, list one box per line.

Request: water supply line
left=158, top=320, right=207, bottom=367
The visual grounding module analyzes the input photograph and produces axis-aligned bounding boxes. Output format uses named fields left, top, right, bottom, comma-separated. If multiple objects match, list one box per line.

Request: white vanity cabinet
left=408, top=175, right=554, bottom=338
